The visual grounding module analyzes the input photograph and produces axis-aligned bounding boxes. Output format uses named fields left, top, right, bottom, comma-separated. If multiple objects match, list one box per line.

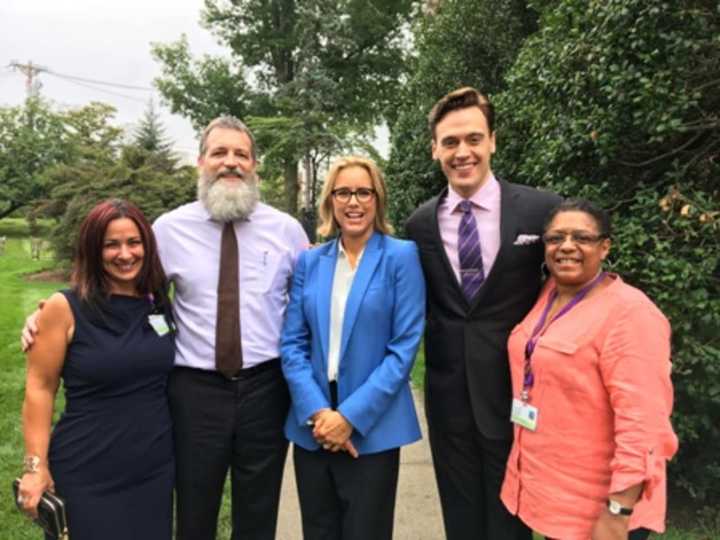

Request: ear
left=431, top=139, right=438, bottom=160
left=599, top=238, right=611, bottom=260
left=489, top=130, right=497, bottom=155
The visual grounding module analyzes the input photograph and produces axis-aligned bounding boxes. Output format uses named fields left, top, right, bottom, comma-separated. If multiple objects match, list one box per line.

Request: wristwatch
left=23, top=455, right=41, bottom=474
left=607, top=499, right=633, bottom=516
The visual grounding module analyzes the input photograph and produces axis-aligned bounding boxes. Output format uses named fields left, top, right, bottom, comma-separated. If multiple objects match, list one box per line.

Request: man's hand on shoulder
left=20, top=300, right=47, bottom=352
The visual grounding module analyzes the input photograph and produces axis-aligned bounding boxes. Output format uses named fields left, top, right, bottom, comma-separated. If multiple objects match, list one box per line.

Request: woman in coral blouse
left=500, top=198, right=677, bottom=540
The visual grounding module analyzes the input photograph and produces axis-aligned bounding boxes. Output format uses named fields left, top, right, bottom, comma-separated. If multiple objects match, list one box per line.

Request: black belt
left=175, top=358, right=281, bottom=381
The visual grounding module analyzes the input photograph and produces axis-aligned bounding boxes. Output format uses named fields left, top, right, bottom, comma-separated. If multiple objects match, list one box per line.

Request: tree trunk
left=283, top=159, right=299, bottom=216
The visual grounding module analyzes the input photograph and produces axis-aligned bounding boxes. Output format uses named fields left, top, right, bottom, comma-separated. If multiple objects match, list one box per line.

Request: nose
left=223, top=152, right=240, bottom=167
left=117, top=244, right=132, bottom=259
left=558, top=235, right=576, bottom=250
left=455, top=141, right=470, bottom=158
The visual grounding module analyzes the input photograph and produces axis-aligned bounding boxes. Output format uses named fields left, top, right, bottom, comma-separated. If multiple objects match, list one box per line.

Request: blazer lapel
left=428, top=188, right=467, bottom=304
left=339, top=232, right=383, bottom=361
left=316, top=241, right=337, bottom=372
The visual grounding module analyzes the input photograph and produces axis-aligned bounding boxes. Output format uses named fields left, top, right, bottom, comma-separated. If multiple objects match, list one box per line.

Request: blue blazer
left=281, top=231, right=426, bottom=454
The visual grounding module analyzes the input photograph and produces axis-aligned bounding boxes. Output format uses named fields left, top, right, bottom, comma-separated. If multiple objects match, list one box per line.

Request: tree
left=40, top=105, right=195, bottom=263
left=494, top=0, right=719, bottom=507
left=384, top=0, right=540, bottom=228
left=152, top=0, right=416, bottom=215
left=0, top=98, right=68, bottom=218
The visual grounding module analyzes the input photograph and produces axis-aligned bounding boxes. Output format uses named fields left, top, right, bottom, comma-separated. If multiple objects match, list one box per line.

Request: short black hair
left=543, top=198, right=612, bottom=238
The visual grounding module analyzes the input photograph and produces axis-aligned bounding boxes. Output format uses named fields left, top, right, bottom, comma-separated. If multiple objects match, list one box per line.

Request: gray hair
left=198, top=116, right=258, bottom=160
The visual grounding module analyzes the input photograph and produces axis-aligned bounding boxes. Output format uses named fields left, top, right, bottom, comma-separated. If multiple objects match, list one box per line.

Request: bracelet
left=23, top=455, right=42, bottom=474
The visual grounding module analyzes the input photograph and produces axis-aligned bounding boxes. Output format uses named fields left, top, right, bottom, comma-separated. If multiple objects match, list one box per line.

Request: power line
left=44, top=70, right=153, bottom=92
left=52, top=75, right=148, bottom=103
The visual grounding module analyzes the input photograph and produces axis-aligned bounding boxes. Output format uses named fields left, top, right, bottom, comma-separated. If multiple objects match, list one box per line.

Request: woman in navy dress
left=17, top=199, right=175, bottom=539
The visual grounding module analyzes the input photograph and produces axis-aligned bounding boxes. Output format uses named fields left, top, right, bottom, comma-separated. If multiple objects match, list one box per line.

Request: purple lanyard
left=521, top=272, right=606, bottom=400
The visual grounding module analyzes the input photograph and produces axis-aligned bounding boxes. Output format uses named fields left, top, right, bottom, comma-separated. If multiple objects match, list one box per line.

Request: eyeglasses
left=331, top=188, right=376, bottom=204
left=542, top=232, right=607, bottom=246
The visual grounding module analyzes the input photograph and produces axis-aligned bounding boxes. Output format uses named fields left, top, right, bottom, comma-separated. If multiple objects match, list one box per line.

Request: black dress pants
left=428, top=420, right=532, bottom=540
left=293, top=445, right=400, bottom=540
left=168, top=362, right=290, bottom=540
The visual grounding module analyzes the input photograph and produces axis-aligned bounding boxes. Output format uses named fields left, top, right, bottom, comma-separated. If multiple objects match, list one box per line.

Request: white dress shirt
left=153, top=201, right=309, bottom=370
left=327, top=239, right=363, bottom=382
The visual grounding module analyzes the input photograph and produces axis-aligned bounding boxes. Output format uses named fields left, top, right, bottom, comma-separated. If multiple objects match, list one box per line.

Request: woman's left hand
left=590, top=510, right=630, bottom=540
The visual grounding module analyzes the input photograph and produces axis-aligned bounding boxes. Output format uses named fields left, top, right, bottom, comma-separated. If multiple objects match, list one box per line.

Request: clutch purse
left=12, top=478, right=69, bottom=539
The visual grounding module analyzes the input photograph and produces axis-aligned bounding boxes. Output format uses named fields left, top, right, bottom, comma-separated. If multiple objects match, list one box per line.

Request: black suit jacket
left=406, top=180, right=561, bottom=440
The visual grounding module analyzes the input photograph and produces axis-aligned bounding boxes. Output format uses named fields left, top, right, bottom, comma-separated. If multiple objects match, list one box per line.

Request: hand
left=18, top=468, right=54, bottom=519
left=591, top=508, right=630, bottom=540
left=20, top=301, right=45, bottom=352
left=313, top=410, right=353, bottom=446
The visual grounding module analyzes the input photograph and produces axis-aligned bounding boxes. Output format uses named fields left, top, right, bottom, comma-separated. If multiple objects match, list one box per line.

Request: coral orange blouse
left=501, top=275, right=678, bottom=540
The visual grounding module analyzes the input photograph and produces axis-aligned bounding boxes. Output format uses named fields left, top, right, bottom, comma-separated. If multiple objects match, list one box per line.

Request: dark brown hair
left=428, top=86, right=495, bottom=139
left=72, top=199, right=169, bottom=309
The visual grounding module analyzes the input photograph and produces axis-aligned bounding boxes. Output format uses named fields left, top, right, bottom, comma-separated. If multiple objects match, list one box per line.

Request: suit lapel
left=427, top=188, right=467, bottom=304
left=339, top=232, right=383, bottom=361
left=316, top=241, right=336, bottom=372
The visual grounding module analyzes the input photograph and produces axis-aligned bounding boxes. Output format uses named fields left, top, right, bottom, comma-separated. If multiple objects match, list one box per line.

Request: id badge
left=511, top=398, right=539, bottom=431
left=148, top=314, right=170, bottom=336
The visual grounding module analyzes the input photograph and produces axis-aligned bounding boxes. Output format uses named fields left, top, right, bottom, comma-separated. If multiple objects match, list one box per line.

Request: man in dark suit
left=406, top=87, right=561, bottom=540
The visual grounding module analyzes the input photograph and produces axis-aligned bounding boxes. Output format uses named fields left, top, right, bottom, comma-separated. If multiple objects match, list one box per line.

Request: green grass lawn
left=0, top=228, right=715, bottom=539
left=0, top=237, right=65, bottom=539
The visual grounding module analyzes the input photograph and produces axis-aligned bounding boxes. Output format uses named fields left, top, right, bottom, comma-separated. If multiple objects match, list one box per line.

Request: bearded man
left=153, top=116, right=309, bottom=540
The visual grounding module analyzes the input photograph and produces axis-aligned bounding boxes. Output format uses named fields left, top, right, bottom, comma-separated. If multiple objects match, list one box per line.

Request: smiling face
left=544, top=210, right=611, bottom=294
left=102, top=217, right=145, bottom=295
left=432, top=106, right=496, bottom=198
left=198, top=127, right=257, bottom=185
left=332, top=165, right=377, bottom=244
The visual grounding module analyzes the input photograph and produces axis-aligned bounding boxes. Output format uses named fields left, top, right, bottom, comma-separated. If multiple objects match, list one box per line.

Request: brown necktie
left=215, top=222, right=242, bottom=378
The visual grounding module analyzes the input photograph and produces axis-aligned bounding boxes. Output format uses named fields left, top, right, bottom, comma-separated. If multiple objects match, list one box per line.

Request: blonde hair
left=317, top=156, right=394, bottom=238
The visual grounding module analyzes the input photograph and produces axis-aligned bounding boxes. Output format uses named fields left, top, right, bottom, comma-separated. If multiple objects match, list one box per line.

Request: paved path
left=276, top=390, right=445, bottom=539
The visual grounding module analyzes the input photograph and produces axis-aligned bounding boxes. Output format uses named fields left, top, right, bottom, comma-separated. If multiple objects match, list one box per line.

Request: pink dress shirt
left=501, top=275, right=678, bottom=539
left=153, top=201, right=309, bottom=370
left=437, top=176, right=501, bottom=283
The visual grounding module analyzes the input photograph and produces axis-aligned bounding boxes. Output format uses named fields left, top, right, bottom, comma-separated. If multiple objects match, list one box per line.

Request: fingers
left=17, top=491, right=40, bottom=519
left=20, top=311, right=41, bottom=352
left=343, top=440, right=359, bottom=458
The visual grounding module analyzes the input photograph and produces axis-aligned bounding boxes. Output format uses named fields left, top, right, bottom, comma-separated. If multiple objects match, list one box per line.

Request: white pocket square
left=513, top=234, right=540, bottom=246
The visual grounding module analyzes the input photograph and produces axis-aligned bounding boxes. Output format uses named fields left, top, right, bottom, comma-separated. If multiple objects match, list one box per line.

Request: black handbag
left=13, top=478, right=69, bottom=539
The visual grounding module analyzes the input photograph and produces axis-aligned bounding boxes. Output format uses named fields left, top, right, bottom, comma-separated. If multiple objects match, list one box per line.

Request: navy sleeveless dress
left=47, top=291, right=175, bottom=540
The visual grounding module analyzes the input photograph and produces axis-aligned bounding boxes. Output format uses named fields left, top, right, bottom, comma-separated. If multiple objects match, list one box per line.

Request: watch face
left=607, top=499, right=632, bottom=516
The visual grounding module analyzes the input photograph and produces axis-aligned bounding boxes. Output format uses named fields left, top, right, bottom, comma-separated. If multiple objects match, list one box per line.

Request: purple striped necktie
left=458, top=199, right=485, bottom=301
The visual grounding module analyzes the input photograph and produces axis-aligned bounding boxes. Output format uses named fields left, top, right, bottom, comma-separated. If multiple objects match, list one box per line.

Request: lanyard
left=521, top=272, right=606, bottom=401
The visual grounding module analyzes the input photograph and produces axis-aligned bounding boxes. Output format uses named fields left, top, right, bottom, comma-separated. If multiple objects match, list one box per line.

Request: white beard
left=198, top=169, right=260, bottom=222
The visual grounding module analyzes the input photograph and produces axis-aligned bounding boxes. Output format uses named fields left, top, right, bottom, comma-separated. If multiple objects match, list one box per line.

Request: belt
left=175, top=358, right=281, bottom=381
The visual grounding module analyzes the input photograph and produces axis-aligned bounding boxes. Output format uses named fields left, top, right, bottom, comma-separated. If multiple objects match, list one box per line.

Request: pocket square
left=513, top=234, right=540, bottom=246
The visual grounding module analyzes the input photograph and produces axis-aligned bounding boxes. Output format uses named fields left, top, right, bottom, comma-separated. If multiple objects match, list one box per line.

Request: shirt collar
left=336, top=237, right=365, bottom=265
left=446, top=173, right=499, bottom=212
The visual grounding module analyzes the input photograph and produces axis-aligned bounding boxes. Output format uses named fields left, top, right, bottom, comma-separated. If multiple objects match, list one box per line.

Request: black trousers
left=168, top=362, right=290, bottom=540
left=429, top=421, right=532, bottom=540
left=293, top=445, right=400, bottom=540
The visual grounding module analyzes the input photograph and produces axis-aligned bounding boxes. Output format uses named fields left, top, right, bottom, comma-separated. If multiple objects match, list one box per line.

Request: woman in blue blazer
left=281, top=156, right=426, bottom=540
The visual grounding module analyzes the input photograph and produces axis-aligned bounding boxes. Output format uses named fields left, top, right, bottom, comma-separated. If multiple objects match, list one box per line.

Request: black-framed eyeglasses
left=542, top=232, right=607, bottom=246
left=331, top=188, right=376, bottom=204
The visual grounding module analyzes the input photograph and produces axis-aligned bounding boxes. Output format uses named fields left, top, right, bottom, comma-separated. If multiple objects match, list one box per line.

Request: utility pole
left=8, top=60, right=47, bottom=99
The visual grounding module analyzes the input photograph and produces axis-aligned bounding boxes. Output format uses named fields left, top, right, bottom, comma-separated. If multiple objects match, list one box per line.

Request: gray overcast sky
left=0, top=0, right=225, bottom=161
